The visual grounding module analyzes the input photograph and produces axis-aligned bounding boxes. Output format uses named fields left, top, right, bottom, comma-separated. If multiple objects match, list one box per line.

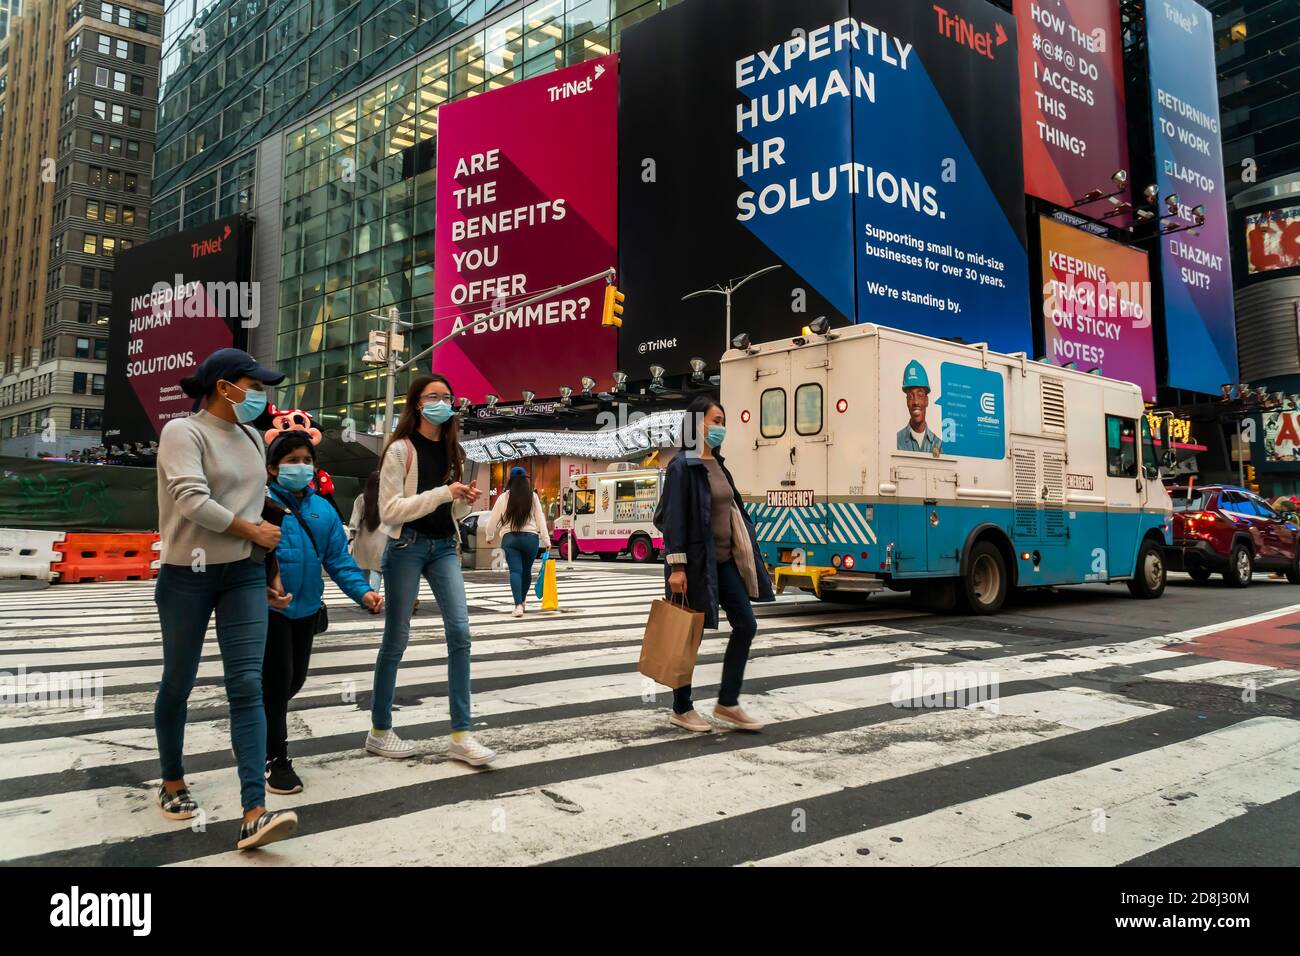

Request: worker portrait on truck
left=896, top=359, right=942, bottom=454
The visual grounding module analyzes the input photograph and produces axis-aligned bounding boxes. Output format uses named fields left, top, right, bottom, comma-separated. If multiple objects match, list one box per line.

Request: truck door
left=893, top=466, right=929, bottom=574
left=925, top=469, right=961, bottom=573
left=789, top=344, right=831, bottom=550
left=1104, top=414, right=1141, bottom=578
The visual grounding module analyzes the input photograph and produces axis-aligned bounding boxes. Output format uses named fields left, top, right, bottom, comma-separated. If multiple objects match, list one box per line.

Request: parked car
left=458, top=510, right=495, bottom=570
left=1165, top=485, right=1300, bottom=587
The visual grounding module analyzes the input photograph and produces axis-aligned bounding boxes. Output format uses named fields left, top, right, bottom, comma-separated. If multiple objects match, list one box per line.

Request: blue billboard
left=1147, top=0, right=1237, bottom=394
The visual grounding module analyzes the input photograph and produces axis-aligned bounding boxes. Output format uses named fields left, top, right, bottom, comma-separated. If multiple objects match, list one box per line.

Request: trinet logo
left=932, top=4, right=1008, bottom=60
left=637, top=337, right=678, bottom=354
left=1162, top=0, right=1198, bottom=34
left=191, top=224, right=232, bottom=259
left=49, top=886, right=152, bottom=936
left=548, top=62, right=606, bottom=102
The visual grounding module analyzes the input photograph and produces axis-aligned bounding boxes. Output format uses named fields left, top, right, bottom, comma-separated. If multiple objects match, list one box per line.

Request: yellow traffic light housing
left=601, top=284, right=624, bottom=328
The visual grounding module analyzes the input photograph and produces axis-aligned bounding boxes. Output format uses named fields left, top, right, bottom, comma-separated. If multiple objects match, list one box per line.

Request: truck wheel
left=558, top=534, right=579, bottom=559
left=1187, top=566, right=1212, bottom=584
left=1287, top=549, right=1300, bottom=585
left=1224, top=544, right=1253, bottom=588
left=1127, top=539, right=1166, bottom=599
left=628, top=535, right=656, bottom=563
left=957, top=542, right=1008, bottom=614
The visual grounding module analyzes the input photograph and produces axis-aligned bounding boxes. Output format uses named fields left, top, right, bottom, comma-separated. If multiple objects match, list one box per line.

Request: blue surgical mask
left=421, top=400, right=454, bottom=425
left=706, top=425, right=726, bottom=448
left=224, top=382, right=267, bottom=423
left=276, top=463, right=315, bottom=491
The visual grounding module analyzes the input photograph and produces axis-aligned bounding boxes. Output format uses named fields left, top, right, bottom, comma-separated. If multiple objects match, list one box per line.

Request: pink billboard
left=432, top=54, right=619, bottom=404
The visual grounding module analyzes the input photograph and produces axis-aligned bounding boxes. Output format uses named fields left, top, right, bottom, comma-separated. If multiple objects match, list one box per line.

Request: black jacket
left=660, top=449, right=775, bottom=628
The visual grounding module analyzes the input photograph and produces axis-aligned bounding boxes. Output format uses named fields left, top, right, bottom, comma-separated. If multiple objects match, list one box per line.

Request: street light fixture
left=611, top=370, right=628, bottom=393
left=731, top=332, right=755, bottom=353
left=649, top=365, right=665, bottom=388
left=520, top=389, right=536, bottom=409
left=559, top=385, right=573, bottom=406
left=580, top=376, right=596, bottom=397
left=681, top=264, right=783, bottom=352
left=689, top=357, right=707, bottom=384
left=485, top=392, right=499, bottom=410
left=455, top=396, right=471, bottom=416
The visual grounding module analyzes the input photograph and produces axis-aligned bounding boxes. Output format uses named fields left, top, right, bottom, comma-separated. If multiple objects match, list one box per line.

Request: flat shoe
left=669, top=711, right=711, bottom=733
left=713, top=705, right=765, bottom=731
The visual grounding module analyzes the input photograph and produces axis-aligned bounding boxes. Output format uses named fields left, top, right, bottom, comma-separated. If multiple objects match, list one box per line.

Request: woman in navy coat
left=660, top=395, right=775, bottom=733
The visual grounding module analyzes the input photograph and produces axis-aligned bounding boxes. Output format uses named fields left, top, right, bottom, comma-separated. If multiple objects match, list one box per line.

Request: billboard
left=618, top=0, right=1031, bottom=379
left=1039, top=216, right=1156, bottom=399
left=102, top=215, right=253, bottom=449
left=1016, top=0, right=1130, bottom=213
left=1246, top=205, right=1300, bottom=275
left=1147, top=0, right=1236, bottom=394
left=432, top=54, right=618, bottom=404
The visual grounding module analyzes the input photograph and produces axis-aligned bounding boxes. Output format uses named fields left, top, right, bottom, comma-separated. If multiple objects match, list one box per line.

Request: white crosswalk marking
left=0, top=568, right=1296, bottom=866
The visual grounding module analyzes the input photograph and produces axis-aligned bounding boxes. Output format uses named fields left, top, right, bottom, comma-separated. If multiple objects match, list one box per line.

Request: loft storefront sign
left=462, top=410, right=686, bottom=463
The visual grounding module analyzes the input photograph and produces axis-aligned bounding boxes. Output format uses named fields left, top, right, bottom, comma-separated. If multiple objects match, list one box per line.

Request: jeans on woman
left=154, top=558, right=268, bottom=811
left=672, top=560, right=757, bottom=714
left=501, top=531, right=540, bottom=606
left=374, top=529, right=472, bottom=731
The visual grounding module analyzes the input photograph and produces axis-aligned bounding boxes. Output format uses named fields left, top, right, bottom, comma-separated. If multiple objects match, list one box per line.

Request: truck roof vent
left=1041, top=378, right=1066, bottom=433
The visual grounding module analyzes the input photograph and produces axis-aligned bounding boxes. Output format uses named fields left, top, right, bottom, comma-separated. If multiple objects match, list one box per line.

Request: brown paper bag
left=638, top=595, right=706, bottom=689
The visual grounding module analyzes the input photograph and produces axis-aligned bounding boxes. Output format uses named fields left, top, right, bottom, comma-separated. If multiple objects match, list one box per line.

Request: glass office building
left=154, top=0, right=683, bottom=438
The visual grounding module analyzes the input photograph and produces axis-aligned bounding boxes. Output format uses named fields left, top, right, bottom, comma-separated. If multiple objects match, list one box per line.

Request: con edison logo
left=191, top=224, right=232, bottom=259
left=979, top=392, right=997, bottom=415
left=49, top=886, right=152, bottom=936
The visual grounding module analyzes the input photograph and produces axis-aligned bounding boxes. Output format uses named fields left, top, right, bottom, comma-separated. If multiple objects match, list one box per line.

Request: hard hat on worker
left=902, top=360, right=930, bottom=392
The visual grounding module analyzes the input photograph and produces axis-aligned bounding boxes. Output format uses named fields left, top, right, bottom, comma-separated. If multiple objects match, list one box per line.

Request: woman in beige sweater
left=364, top=374, right=496, bottom=767
left=485, top=466, right=552, bottom=617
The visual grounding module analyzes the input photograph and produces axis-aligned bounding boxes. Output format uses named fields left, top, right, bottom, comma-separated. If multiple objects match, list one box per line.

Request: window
left=760, top=388, right=786, bottom=438
left=75, top=337, right=91, bottom=358
left=95, top=67, right=109, bottom=87
left=1140, top=416, right=1159, bottom=478
left=108, top=169, right=121, bottom=189
left=127, top=107, right=141, bottom=128
left=94, top=340, right=108, bottom=360
left=103, top=203, right=118, bottom=223
left=131, top=43, right=145, bottom=63
left=73, top=371, right=88, bottom=392
left=102, top=236, right=117, bottom=255
left=91, top=131, right=105, bottom=151
left=82, top=233, right=98, bottom=254
left=111, top=104, right=124, bottom=124
left=76, top=304, right=93, bottom=324
left=129, top=74, right=144, bottom=95
left=121, top=205, right=135, bottom=226
left=98, top=270, right=112, bottom=291
left=123, top=173, right=137, bottom=192
left=113, top=71, right=126, bottom=92
left=132, top=12, right=148, bottom=32
left=64, top=66, right=79, bottom=92
left=93, top=99, right=107, bottom=120
left=81, top=266, right=96, bottom=287
left=108, top=135, right=122, bottom=156
left=91, top=374, right=105, bottom=396
left=1105, top=415, right=1138, bottom=479
left=88, top=166, right=103, bottom=186
left=97, top=35, right=111, bottom=55
left=125, top=140, right=139, bottom=160
left=795, top=383, right=823, bottom=436
left=86, top=200, right=100, bottom=221
left=573, top=489, right=595, bottom=515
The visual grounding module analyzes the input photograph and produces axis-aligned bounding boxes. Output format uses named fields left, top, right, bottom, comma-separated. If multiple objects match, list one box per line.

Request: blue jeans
left=154, top=559, right=268, bottom=811
left=374, top=529, right=472, bottom=731
left=672, top=560, right=757, bottom=713
left=501, top=531, right=540, bottom=605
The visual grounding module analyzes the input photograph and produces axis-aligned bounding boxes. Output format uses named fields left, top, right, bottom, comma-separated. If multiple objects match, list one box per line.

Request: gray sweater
left=156, top=410, right=267, bottom=567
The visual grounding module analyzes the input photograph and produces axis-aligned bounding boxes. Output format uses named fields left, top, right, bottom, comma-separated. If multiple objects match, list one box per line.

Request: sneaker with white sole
left=511, top=605, right=523, bottom=618
left=365, top=728, right=417, bottom=759
left=447, top=735, right=496, bottom=767
left=237, top=809, right=298, bottom=850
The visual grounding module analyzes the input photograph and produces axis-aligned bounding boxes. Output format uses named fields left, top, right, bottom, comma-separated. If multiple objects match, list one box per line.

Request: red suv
left=1166, top=485, right=1300, bottom=587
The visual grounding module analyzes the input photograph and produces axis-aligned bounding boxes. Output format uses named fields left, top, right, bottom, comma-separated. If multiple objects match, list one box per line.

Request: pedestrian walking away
left=660, top=394, right=775, bottom=734
left=263, top=430, right=383, bottom=795
left=367, top=374, right=497, bottom=767
left=152, top=347, right=300, bottom=851
left=485, top=465, right=551, bottom=617
left=348, top=469, right=387, bottom=593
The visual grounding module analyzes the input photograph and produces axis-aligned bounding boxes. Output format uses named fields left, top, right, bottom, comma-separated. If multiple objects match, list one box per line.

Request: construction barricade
left=0, top=529, right=67, bottom=581
left=50, top=532, right=161, bottom=583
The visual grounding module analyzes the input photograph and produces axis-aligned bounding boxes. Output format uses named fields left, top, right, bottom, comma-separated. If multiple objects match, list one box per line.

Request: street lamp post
left=681, top=264, right=783, bottom=353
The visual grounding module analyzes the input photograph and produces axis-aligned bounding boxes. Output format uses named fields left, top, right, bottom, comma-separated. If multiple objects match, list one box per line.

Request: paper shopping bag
left=637, top=596, right=705, bottom=689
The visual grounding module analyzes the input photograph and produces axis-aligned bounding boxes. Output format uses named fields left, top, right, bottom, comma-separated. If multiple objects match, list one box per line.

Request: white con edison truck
left=719, top=323, right=1173, bottom=614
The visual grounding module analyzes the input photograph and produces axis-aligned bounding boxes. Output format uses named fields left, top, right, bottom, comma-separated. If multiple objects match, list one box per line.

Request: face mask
left=706, top=425, right=726, bottom=448
left=223, top=382, right=267, bottom=423
left=276, top=463, right=314, bottom=491
left=421, top=400, right=454, bottom=425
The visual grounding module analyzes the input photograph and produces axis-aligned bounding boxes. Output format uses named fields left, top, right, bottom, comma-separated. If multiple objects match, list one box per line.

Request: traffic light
left=1246, top=465, right=1256, bottom=483
left=601, top=284, right=624, bottom=328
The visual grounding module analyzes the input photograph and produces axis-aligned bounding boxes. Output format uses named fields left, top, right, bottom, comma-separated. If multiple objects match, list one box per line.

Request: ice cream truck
left=554, top=466, right=665, bottom=562
left=720, top=323, right=1173, bottom=614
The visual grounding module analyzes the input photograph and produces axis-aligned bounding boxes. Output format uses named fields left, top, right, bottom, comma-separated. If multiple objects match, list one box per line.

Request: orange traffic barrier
left=51, top=533, right=160, bottom=583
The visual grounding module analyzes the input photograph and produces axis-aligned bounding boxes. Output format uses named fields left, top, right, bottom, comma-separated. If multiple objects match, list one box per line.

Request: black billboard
left=103, top=214, right=254, bottom=449
left=618, top=0, right=1030, bottom=378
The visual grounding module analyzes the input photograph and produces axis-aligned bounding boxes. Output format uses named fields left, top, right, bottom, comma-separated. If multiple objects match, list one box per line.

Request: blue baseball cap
left=509, top=466, right=527, bottom=479
left=186, top=348, right=284, bottom=410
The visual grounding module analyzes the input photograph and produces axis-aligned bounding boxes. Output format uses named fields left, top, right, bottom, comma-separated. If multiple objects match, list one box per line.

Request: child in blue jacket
left=263, top=431, right=382, bottom=794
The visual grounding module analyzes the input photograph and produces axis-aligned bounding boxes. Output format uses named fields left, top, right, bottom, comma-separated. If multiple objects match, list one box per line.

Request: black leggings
left=262, top=610, right=316, bottom=761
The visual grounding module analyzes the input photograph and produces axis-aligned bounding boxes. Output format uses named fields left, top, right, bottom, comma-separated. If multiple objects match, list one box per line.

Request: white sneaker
left=365, top=729, right=417, bottom=759
left=512, top=605, right=523, bottom=618
left=447, top=735, right=497, bottom=767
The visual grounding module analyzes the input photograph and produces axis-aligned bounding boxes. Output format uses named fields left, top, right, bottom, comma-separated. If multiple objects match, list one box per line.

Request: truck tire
left=628, top=534, right=656, bottom=563
left=1224, top=543, right=1253, bottom=588
left=1126, top=538, right=1167, bottom=599
left=558, top=533, right=579, bottom=560
left=956, top=541, right=1008, bottom=614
